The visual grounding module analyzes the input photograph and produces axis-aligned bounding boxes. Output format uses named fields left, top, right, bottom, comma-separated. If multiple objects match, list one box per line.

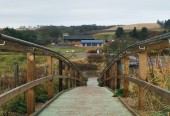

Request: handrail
left=0, top=34, right=87, bottom=82
left=99, top=33, right=170, bottom=109
left=101, top=32, right=170, bottom=77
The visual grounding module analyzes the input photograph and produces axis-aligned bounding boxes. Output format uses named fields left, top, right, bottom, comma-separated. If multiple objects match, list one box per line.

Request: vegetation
left=113, top=88, right=124, bottom=97
left=157, top=19, right=170, bottom=29
left=93, top=32, right=115, bottom=40
left=115, top=27, right=125, bottom=38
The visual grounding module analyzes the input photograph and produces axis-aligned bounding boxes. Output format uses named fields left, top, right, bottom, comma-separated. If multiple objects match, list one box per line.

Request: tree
left=129, top=27, right=138, bottom=39
left=115, top=27, right=124, bottom=38
left=165, top=19, right=170, bottom=29
left=139, top=27, right=148, bottom=40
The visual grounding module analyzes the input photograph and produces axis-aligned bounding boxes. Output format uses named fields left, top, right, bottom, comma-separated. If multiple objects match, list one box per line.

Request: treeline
left=157, top=19, right=170, bottom=29
left=0, top=25, right=112, bottom=45
left=115, top=27, right=149, bottom=40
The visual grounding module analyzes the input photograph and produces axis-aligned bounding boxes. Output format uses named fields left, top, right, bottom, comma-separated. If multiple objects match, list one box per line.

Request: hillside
left=106, top=23, right=162, bottom=31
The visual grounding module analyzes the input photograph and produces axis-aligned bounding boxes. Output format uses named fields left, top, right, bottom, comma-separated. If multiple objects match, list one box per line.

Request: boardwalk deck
left=38, top=77, right=133, bottom=116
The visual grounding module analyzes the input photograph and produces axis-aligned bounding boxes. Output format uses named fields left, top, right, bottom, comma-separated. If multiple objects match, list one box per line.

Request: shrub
left=87, top=54, right=104, bottom=63
left=113, top=88, right=124, bottom=97
left=72, top=62, right=98, bottom=71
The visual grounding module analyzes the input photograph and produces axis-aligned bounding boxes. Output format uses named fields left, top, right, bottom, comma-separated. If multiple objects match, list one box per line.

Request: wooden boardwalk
left=38, top=77, right=133, bottom=116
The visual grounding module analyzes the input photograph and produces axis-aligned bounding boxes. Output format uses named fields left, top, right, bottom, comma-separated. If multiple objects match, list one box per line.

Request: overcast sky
left=0, top=0, right=170, bottom=28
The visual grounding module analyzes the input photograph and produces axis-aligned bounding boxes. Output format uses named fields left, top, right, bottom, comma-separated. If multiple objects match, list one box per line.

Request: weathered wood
left=26, top=52, right=35, bottom=115
left=124, top=56, right=129, bottom=97
left=110, top=64, right=116, bottom=90
left=48, top=56, right=53, bottom=99
left=117, top=60, right=121, bottom=89
left=123, top=76, right=170, bottom=103
left=59, top=60, right=63, bottom=92
left=0, top=76, right=52, bottom=106
left=64, top=65, right=69, bottom=89
left=138, top=51, right=147, bottom=109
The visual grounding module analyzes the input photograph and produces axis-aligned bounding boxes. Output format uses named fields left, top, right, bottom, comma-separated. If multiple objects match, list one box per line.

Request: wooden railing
left=99, top=33, right=170, bottom=109
left=0, top=34, right=87, bottom=115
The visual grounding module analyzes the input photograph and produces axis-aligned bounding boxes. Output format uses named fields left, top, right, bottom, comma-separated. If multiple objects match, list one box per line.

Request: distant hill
left=106, top=23, right=162, bottom=31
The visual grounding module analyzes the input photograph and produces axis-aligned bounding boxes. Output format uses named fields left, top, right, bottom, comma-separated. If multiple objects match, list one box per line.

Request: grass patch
left=93, top=32, right=115, bottom=40
left=113, top=88, right=124, bottom=97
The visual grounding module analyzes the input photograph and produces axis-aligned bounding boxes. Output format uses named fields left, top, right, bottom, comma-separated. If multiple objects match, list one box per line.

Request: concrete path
left=38, top=77, right=133, bottom=116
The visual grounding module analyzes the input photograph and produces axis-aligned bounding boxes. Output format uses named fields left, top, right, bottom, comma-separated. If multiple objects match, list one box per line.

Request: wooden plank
left=27, top=52, right=36, bottom=115
left=138, top=51, right=147, bottom=109
left=48, top=56, right=53, bottom=99
left=0, top=41, right=28, bottom=52
left=0, top=76, right=52, bottom=106
left=124, top=56, right=129, bottom=97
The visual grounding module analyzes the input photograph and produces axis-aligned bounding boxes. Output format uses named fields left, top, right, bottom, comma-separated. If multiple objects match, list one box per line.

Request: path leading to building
left=38, top=77, right=133, bottom=116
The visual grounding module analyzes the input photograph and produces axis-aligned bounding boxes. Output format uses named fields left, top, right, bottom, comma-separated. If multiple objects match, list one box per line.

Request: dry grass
left=125, top=52, right=170, bottom=116
left=107, top=23, right=162, bottom=31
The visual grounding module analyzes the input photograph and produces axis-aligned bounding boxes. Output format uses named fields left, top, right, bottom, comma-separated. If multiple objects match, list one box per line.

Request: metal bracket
left=0, top=41, right=5, bottom=46
left=28, top=47, right=35, bottom=51
left=139, top=46, right=145, bottom=50
left=125, top=51, right=130, bottom=54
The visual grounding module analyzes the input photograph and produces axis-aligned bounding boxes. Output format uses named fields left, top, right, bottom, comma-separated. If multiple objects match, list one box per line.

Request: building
left=80, top=40, right=105, bottom=47
left=63, top=35, right=94, bottom=43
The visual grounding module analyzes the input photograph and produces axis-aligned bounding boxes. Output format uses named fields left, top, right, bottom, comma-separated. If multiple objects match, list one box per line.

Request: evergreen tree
left=139, top=27, right=148, bottom=40
left=115, top=27, right=124, bottom=38
left=165, top=19, right=170, bottom=29
left=130, top=27, right=138, bottom=39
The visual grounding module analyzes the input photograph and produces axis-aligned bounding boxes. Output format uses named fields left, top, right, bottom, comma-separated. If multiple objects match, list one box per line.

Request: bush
left=2, top=94, right=26, bottom=115
left=87, top=54, right=104, bottom=63
left=35, top=84, right=48, bottom=103
left=72, top=62, right=98, bottom=71
left=113, top=88, right=124, bottom=97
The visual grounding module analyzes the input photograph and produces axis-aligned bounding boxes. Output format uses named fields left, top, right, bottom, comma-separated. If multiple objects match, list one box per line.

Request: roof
left=64, top=35, right=94, bottom=40
left=81, top=40, right=105, bottom=44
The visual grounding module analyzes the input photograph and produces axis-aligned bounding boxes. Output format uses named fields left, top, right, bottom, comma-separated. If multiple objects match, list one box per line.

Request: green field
left=93, top=32, right=115, bottom=40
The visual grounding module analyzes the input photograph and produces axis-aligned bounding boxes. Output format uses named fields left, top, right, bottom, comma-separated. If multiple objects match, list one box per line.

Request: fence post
left=59, top=60, right=63, bottom=92
left=26, top=52, right=35, bottom=115
left=110, top=64, right=116, bottom=91
left=48, top=56, right=53, bottom=99
left=103, top=73, right=106, bottom=86
left=106, top=70, right=110, bottom=87
left=117, top=60, right=121, bottom=89
left=138, top=51, right=147, bottom=109
left=65, top=65, right=69, bottom=89
left=14, top=63, right=19, bottom=87
left=124, top=56, right=129, bottom=97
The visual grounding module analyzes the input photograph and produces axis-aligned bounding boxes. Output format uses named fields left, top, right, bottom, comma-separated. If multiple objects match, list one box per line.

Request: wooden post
left=106, top=70, right=110, bottom=87
left=65, top=65, right=69, bottom=89
left=138, top=51, right=147, bottom=109
left=59, top=60, right=63, bottom=92
left=117, top=60, right=121, bottom=89
left=26, top=52, right=35, bottom=115
left=48, top=56, right=53, bottom=99
left=103, top=73, right=106, bottom=86
left=124, top=56, right=129, bottom=97
left=110, top=64, right=116, bottom=91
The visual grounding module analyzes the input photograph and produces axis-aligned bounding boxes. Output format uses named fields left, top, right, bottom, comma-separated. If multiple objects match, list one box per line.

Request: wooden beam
left=124, top=56, right=129, bottom=97
left=138, top=51, right=147, bottom=109
left=0, top=76, right=52, bottom=106
left=26, top=52, right=35, bottom=115
left=123, top=76, right=170, bottom=103
left=109, top=64, right=116, bottom=90
left=47, top=56, right=53, bottom=99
